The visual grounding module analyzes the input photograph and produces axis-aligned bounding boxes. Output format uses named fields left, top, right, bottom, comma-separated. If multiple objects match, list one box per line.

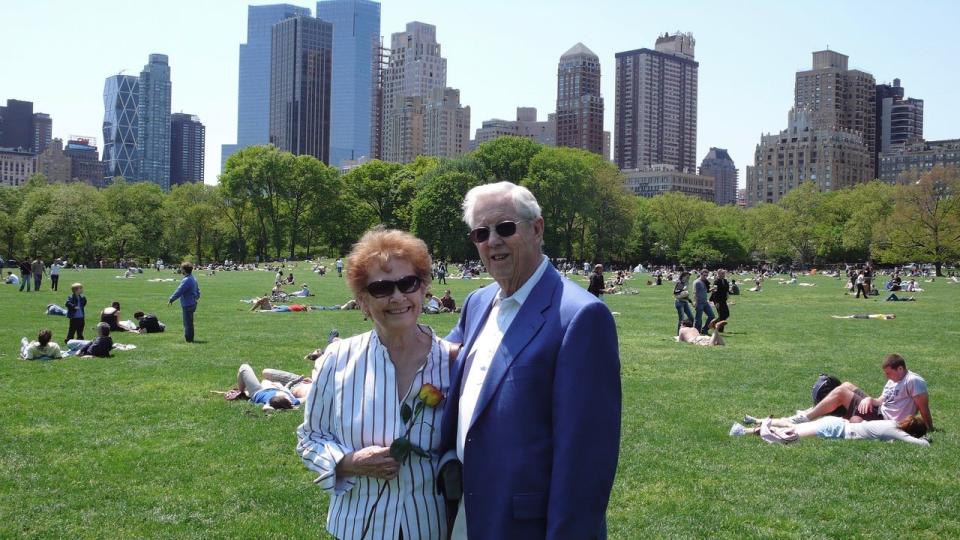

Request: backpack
left=812, top=373, right=841, bottom=405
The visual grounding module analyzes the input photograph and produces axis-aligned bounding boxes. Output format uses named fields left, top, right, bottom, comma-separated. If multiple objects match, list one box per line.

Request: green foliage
left=411, top=171, right=480, bottom=260
left=678, top=227, right=749, bottom=268
left=473, top=136, right=543, bottom=184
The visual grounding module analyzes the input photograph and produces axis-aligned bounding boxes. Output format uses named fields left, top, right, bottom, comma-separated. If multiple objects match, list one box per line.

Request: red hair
left=346, top=228, right=432, bottom=298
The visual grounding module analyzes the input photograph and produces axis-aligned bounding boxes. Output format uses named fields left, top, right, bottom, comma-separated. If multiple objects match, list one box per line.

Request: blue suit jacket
left=441, top=265, right=621, bottom=539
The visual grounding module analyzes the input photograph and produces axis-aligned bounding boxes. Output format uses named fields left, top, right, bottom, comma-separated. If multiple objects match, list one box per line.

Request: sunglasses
left=365, top=275, right=422, bottom=298
left=468, top=220, right=529, bottom=244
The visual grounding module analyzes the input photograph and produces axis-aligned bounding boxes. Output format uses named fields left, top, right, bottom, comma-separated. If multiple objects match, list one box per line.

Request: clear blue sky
left=2, top=0, right=958, bottom=186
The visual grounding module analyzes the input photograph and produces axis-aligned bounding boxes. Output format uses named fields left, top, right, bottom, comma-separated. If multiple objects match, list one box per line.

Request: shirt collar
left=498, top=255, right=550, bottom=307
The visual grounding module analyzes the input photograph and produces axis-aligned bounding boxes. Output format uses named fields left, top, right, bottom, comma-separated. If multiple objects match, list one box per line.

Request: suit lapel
left=468, top=268, right=559, bottom=429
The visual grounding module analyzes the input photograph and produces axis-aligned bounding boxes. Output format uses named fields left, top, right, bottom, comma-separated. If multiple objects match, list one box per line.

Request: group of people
left=6, top=257, right=65, bottom=291
left=673, top=268, right=732, bottom=340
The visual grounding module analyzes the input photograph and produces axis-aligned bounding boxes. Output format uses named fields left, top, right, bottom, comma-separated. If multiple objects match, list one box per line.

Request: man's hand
left=857, top=397, right=875, bottom=415
left=338, top=446, right=399, bottom=480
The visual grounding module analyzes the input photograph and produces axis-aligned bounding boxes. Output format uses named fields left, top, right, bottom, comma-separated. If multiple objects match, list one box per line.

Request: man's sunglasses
left=365, top=275, right=422, bottom=298
left=468, top=220, right=529, bottom=244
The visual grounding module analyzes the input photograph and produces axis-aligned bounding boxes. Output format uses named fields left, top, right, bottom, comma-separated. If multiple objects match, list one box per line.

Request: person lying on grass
left=745, top=354, right=933, bottom=429
left=729, top=415, right=929, bottom=446
left=832, top=313, right=896, bottom=320
left=677, top=319, right=727, bottom=346
left=67, top=322, right=114, bottom=358
left=133, top=311, right=165, bottom=333
left=21, top=329, right=64, bottom=360
left=885, top=293, right=916, bottom=302
left=234, top=363, right=303, bottom=411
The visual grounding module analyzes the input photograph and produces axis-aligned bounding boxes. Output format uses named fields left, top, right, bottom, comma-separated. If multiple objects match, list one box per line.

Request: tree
left=873, top=167, right=960, bottom=275
left=100, top=180, right=165, bottom=261
left=164, top=183, right=221, bottom=265
left=523, top=147, right=595, bottom=260
left=0, top=187, right=24, bottom=258
left=473, top=136, right=542, bottom=184
left=284, top=155, right=338, bottom=259
left=342, top=160, right=407, bottom=227
left=411, top=171, right=480, bottom=261
left=582, top=164, right=635, bottom=263
left=220, top=145, right=293, bottom=260
left=646, top=191, right=714, bottom=258
left=678, top=227, right=749, bottom=268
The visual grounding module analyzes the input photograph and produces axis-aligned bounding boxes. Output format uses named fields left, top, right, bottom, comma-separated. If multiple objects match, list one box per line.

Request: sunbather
left=677, top=319, right=727, bottom=346
left=730, top=415, right=929, bottom=446
left=832, top=313, right=896, bottom=320
left=234, top=363, right=302, bottom=410
left=21, top=329, right=64, bottom=360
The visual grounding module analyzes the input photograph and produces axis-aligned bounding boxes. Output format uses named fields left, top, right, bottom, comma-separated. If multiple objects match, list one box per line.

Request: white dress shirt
left=297, top=327, right=451, bottom=540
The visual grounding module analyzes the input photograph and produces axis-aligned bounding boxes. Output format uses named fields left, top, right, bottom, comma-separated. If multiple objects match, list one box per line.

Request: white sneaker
left=729, top=423, right=747, bottom=436
left=788, top=412, right=810, bottom=424
left=743, top=415, right=759, bottom=425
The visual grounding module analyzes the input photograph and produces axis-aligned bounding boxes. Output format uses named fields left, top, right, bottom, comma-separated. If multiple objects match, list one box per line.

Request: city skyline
left=2, top=0, right=959, bottom=185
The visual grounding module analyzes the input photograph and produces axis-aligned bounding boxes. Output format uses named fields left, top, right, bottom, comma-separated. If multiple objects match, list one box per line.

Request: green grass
left=1, top=266, right=958, bottom=538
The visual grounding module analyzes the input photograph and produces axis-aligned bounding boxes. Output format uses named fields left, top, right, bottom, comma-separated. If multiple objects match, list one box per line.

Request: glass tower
left=102, top=74, right=140, bottom=182
left=222, top=4, right=311, bottom=171
left=137, top=53, right=172, bottom=189
left=316, top=0, right=380, bottom=167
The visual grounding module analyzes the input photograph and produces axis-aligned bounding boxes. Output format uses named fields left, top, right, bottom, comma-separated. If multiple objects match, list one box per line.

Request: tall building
left=35, top=138, right=72, bottom=183
left=699, top=147, right=738, bottom=205
left=137, top=54, right=173, bottom=189
left=316, top=0, right=380, bottom=167
left=32, top=113, right=52, bottom=154
left=370, top=38, right=389, bottom=159
left=474, top=107, right=556, bottom=146
left=64, top=138, right=104, bottom=187
left=876, top=79, right=923, bottom=158
left=614, top=32, right=698, bottom=172
left=222, top=4, right=311, bottom=171
left=269, top=16, right=334, bottom=163
left=794, top=50, right=876, bottom=179
left=170, top=113, right=206, bottom=185
left=880, top=139, right=960, bottom=184
left=102, top=74, right=140, bottom=181
left=556, top=43, right=603, bottom=155
left=0, top=148, right=36, bottom=187
left=622, top=164, right=714, bottom=201
left=381, top=22, right=448, bottom=163
left=746, top=109, right=871, bottom=206
left=0, top=99, right=35, bottom=151
left=423, top=87, right=470, bottom=158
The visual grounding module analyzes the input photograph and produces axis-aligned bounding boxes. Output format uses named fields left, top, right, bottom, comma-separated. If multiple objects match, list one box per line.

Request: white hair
left=462, top=181, right=542, bottom=228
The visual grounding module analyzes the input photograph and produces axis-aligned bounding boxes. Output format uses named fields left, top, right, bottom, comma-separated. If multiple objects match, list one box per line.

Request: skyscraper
left=699, top=147, right=738, bottom=205
left=876, top=79, right=923, bottom=159
left=316, top=0, right=380, bottom=167
left=423, top=87, right=470, bottom=159
left=381, top=22, right=447, bottom=162
left=794, top=50, right=876, bottom=179
left=556, top=43, right=603, bottom=155
left=32, top=112, right=52, bottom=154
left=0, top=99, right=34, bottom=151
left=65, top=138, right=104, bottom=187
left=170, top=113, right=206, bottom=185
left=102, top=74, right=140, bottom=181
left=614, top=32, right=698, bottom=172
left=474, top=107, right=556, bottom=147
left=137, top=54, right=172, bottom=189
left=269, top=16, right=334, bottom=163
left=222, top=4, right=311, bottom=171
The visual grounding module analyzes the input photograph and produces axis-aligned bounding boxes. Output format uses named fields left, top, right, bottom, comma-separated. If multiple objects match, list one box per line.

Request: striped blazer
left=297, top=328, right=451, bottom=540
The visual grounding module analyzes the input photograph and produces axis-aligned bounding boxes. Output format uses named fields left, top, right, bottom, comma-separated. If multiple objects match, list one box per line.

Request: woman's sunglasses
left=365, top=275, right=422, bottom=298
left=468, top=220, right=529, bottom=244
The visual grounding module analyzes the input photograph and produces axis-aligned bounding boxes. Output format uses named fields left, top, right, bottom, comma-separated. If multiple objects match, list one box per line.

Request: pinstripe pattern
left=297, top=327, right=450, bottom=540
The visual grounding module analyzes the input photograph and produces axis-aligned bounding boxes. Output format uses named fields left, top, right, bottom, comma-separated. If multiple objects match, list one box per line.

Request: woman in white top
left=297, top=228, right=454, bottom=540
left=730, top=415, right=929, bottom=446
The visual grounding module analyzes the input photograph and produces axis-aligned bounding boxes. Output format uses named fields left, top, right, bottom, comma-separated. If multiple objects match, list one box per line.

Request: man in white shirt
left=50, top=259, right=63, bottom=291
left=440, top=181, right=621, bottom=540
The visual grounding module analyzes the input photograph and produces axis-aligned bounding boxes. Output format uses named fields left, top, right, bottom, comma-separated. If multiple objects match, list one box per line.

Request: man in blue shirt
left=168, top=262, right=201, bottom=343
left=694, top=268, right=716, bottom=333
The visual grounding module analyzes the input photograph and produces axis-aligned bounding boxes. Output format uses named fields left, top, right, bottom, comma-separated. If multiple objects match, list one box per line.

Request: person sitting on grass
left=234, top=363, right=302, bottom=411
left=100, top=302, right=128, bottom=332
left=423, top=292, right=441, bottom=314
left=677, top=319, right=727, bottom=346
left=21, top=329, right=64, bottom=360
left=745, top=354, right=933, bottom=429
left=250, top=296, right=273, bottom=312
left=439, top=289, right=458, bottom=313
left=288, top=283, right=311, bottom=297
left=4, top=271, right=18, bottom=285
left=134, top=311, right=165, bottom=333
left=730, top=279, right=740, bottom=295
left=729, top=415, right=929, bottom=446
left=71, top=322, right=114, bottom=358
left=832, top=313, right=896, bottom=320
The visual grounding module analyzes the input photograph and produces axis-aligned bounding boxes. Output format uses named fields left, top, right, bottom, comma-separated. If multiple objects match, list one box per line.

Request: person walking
left=855, top=271, right=867, bottom=299
left=168, top=262, right=201, bottom=343
left=335, top=257, right=344, bottom=278
left=18, top=259, right=32, bottom=292
left=674, top=271, right=695, bottom=332
left=694, top=269, right=716, bottom=332
left=49, top=259, right=62, bottom=291
left=437, top=261, right=447, bottom=284
left=711, top=268, right=731, bottom=332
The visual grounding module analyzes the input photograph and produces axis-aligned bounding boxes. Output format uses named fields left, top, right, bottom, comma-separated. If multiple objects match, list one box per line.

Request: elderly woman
left=297, top=228, right=453, bottom=540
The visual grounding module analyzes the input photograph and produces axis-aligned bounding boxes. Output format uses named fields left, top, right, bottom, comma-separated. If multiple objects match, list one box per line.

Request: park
left=2, top=262, right=957, bottom=538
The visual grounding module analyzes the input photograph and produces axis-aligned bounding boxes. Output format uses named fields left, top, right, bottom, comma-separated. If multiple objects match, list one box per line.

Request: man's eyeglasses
left=365, top=275, right=422, bottom=298
left=468, top=220, right=529, bottom=244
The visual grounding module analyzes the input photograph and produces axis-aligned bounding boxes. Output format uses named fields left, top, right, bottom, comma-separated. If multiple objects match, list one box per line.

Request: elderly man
left=440, top=181, right=621, bottom=540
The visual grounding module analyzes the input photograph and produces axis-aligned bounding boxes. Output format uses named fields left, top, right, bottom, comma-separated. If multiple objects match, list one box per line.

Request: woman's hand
left=338, top=446, right=400, bottom=480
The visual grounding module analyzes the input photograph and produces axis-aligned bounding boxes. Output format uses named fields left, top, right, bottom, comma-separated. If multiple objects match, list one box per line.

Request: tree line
left=1, top=137, right=958, bottom=274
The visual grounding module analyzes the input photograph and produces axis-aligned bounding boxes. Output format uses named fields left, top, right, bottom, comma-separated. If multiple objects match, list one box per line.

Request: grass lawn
left=1, top=265, right=958, bottom=538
